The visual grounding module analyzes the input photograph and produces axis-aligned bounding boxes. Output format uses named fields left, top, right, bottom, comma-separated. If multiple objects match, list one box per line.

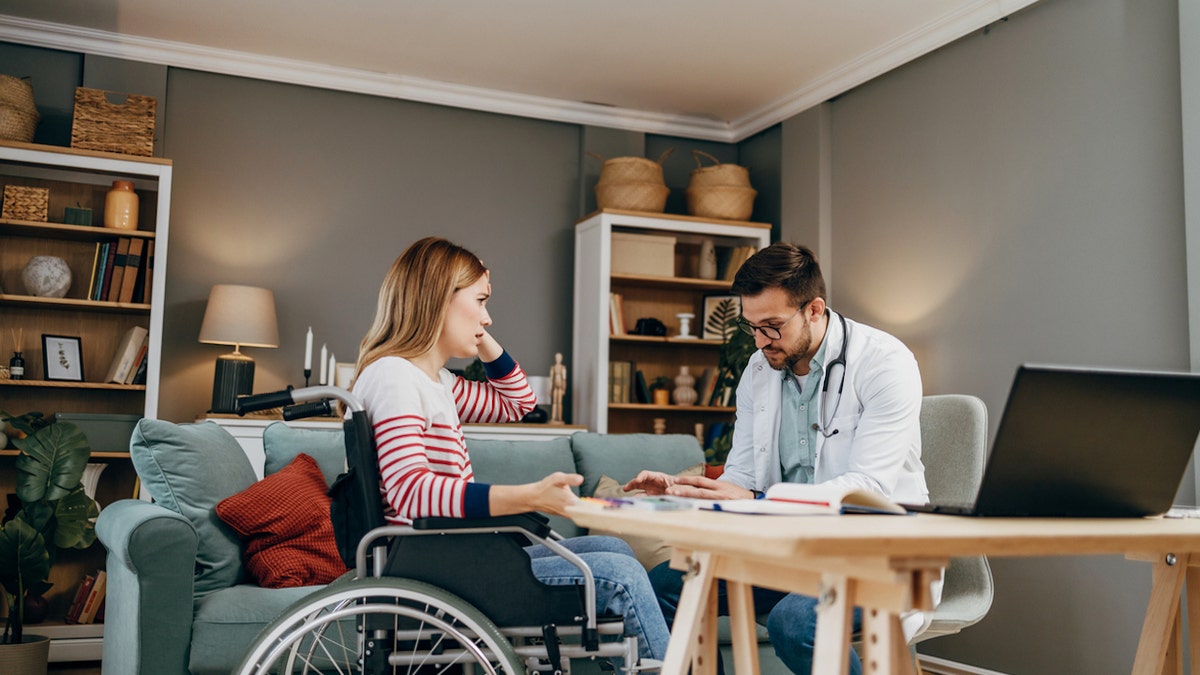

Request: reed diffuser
left=9, top=327, right=25, bottom=380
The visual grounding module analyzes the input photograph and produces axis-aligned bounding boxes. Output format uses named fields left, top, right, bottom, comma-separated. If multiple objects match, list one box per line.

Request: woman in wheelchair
left=349, top=236, right=670, bottom=665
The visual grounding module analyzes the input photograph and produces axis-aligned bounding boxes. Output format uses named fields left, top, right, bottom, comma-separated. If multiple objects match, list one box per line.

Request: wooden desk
left=566, top=504, right=1200, bottom=675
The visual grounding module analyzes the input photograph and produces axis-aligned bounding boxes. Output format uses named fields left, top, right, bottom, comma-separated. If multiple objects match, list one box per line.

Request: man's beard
left=762, top=325, right=811, bottom=373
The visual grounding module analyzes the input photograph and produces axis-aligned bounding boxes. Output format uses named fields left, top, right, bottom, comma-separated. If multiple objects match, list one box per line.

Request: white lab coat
left=720, top=310, right=928, bottom=504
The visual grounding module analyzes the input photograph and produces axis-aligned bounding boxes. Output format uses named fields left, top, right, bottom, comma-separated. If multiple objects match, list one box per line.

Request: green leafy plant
left=0, top=410, right=50, bottom=450
left=649, top=376, right=672, bottom=391
left=706, top=319, right=756, bottom=465
left=0, top=421, right=98, bottom=644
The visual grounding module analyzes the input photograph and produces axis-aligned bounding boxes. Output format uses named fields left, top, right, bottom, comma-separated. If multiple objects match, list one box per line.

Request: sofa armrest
left=96, top=499, right=199, bottom=675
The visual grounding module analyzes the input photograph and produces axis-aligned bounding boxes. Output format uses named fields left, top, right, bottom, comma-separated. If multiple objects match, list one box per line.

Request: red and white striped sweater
left=352, top=352, right=536, bottom=524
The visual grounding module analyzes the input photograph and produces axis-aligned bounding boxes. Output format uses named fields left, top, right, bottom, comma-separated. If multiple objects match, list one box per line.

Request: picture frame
left=42, top=334, right=84, bottom=382
left=702, top=294, right=742, bottom=340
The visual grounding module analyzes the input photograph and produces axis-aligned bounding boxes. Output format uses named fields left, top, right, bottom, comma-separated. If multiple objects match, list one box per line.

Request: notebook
left=907, top=364, right=1200, bottom=518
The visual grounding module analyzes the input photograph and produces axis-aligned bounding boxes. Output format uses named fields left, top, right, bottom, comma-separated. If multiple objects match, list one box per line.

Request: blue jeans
left=526, top=536, right=671, bottom=661
left=647, top=560, right=863, bottom=674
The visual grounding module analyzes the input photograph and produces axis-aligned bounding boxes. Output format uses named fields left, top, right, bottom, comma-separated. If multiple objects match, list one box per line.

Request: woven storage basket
left=3, top=185, right=50, bottom=222
left=0, top=75, right=39, bottom=143
left=687, top=150, right=751, bottom=189
left=596, top=181, right=670, bottom=213
left=71, top=87, right=157, bottom=156
left=686, top=185, right=757, bottom=221
left=591, top=148, right=674, bottom=185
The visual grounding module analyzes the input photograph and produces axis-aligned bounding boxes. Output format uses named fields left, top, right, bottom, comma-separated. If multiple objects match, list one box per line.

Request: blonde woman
left=352, top=236, right=668, bottom=662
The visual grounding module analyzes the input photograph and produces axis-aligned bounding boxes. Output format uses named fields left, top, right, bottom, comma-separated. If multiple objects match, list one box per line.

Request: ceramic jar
left=21, top=255, right=72, bottom=298
left=673, top=366, right=698, bottom=406
left=698, top=239, right=717, bottom=280
left=104, top=180, right=138, bottom=230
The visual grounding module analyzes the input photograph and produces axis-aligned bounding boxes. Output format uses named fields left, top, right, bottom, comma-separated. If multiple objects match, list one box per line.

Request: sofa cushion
left=569, top=432, right=706, bottom=497
left=262, top=422, right=346, bottom=486
left=190, top=582, right=332, bottom=675
left=591, top=464, right=706, bottom=569
left=216, top=453, right=348, bottom=588
left=129, top=419, right=256, bottom=595
left=467, top=437, right=582, bottom=537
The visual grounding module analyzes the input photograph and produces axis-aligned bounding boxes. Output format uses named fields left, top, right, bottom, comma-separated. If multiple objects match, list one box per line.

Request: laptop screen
left=972, top=365, right=1200, bottom=517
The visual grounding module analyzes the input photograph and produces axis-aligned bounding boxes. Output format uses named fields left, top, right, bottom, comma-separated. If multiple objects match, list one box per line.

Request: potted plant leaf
left=706, top=319, right=756, bottom=465
left=0, top=419, right=98, bottom=670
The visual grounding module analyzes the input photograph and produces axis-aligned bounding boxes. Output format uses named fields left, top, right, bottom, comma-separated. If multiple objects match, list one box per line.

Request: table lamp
left=199, top=284, right=279, bottom=413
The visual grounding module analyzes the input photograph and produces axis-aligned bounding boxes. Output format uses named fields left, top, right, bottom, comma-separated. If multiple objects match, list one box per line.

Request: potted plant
left=649, top=377, right=672, bottom=406
left=705, top=320, right=756, bottom=466
left=0, top=419, right=98, bottom=671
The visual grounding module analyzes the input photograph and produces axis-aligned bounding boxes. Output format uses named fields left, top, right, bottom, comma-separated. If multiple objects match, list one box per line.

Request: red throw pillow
left=216, top=453, right=348, bottom=588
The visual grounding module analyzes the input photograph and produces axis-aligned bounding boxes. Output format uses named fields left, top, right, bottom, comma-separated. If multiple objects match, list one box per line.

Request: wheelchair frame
left=233, top=385, right=653, bottom=675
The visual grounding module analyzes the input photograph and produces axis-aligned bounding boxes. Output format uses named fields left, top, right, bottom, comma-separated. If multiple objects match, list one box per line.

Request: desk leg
left=812, top=574, right=854, bottom=674
left=1132, top=553, right=1189, bottom=675
left=727, top=580, right=761, bottom=675
left=861, top=608, right=916, bottom=675
left=663, top=552, right=718, bottom=675
left=1188, top=564, right=1200, bottom=675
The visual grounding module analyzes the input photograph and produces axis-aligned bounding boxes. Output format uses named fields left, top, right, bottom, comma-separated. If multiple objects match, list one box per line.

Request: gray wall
left=157, top=69, right=583, bottom=422
left=781, top=0, right=1189, bottom=671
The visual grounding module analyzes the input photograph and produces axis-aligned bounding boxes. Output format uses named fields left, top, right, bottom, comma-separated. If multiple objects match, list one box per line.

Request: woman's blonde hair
left=355, top=237, right=487, bottom=378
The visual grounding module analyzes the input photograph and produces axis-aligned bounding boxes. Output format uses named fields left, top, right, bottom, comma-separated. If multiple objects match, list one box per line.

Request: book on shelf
left=65, top=573, right=96, bottom=624
left=696, top=367, right=718, bottom=407
left=77, top=569, right=107, bottom=624
left=97, top=240, right=118, bottom=301
left=85, top=243, right=101, bottom=300
left=80, top=462, right=107, bottom=500
left=88, top=241, right=110, bottom=301
left=634, top=369, right=651, bottom=404
left=609, top=292, right=626, bottom=335
left=709, top=483, right=908, bottom=516
left=103, top=325, right=149, bottom=384
left=105, top=237, right=132, bottom=301
left=608, top=361, right=633, bottom=404
left=124, top=338, right=149, bottom=384
left=117, top=237, right=145, bottom=303
left=721, top=245, right=757, bottom=281
left=139, top=239, right=155, bottom=303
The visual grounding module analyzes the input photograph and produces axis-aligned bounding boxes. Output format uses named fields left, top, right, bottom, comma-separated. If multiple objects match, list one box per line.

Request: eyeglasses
left=735, top=303, right=808, bottom=341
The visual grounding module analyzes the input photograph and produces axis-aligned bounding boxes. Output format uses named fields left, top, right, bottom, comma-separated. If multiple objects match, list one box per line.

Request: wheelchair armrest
left=412, top=512, right=553, bottom=539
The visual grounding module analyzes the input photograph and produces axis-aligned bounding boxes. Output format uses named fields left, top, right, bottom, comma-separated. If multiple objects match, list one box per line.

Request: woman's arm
left=451, top=342, right=536, bottom=422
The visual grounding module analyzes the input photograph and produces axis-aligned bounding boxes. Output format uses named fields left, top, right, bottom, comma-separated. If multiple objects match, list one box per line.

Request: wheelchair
left=232, top=385, right=658, bottom=675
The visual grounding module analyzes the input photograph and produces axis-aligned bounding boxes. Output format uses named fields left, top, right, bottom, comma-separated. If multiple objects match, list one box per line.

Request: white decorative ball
left=21, top=256, right=73, bottom=298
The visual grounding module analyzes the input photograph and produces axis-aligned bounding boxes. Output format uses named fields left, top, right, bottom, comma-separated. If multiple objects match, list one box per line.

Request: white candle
left=319, top=343, right=328, bottom=384
left=304, top=327, right=313, bottom=372
left=329, top=354, right=337, bottom=388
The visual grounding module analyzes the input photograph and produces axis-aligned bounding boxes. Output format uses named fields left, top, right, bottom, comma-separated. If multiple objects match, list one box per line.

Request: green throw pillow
left=262, top=422, right=346, bottom=486
left=129, top=419, right=256, bottom=595
left=568, top=432, right=706, bottom=497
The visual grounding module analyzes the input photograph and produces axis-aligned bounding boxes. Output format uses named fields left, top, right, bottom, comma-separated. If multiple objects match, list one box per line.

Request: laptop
left=908, top=364, right=1200, bottom=517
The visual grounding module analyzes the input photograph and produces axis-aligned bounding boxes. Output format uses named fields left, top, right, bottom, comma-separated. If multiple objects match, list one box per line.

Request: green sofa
left=96, top=420, right=783, bottom=675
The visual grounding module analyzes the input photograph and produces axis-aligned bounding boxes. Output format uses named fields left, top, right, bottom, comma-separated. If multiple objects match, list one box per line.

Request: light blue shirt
left=777, top=337, right=828, bottom=485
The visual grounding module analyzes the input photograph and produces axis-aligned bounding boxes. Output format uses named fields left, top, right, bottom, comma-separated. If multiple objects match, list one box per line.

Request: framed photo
left=702, top=295, right=742, bottom=340
left=42, top=334, right=84, bottom=382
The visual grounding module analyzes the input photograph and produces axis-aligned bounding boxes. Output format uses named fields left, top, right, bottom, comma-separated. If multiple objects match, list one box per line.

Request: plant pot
left=651, top=389, right=670, bottom=406
left=704, top=464, right=725, bottom=480
left=0, top=634, right=51, bottom=675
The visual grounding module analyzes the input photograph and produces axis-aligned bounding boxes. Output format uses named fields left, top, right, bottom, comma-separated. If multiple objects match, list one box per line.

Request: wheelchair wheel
left=237, top=577, right=524, bottom=674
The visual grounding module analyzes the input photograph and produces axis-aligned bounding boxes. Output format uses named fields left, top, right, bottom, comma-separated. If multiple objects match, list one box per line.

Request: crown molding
left=1, top=1, right=1040, bottom=144
left=0, top=14, right=738, bottom=142
left=729, top=0, right=1043, bottom=140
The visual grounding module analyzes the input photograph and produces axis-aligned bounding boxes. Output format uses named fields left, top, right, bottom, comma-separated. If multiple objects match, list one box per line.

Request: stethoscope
left=786, top=310, right=849, bottom=438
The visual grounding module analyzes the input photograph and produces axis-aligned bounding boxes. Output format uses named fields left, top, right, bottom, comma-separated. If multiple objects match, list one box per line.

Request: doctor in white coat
left=626, top=242, right=931, bottom=675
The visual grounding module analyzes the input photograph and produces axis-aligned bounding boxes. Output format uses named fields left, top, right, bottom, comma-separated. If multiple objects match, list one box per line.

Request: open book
left=706, top=483, right=908, bottom=516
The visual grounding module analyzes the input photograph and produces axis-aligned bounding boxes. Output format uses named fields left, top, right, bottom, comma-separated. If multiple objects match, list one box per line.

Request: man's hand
left=664, top=475, right=753, bottom=501
left=623, top=470, right=676, bottom=495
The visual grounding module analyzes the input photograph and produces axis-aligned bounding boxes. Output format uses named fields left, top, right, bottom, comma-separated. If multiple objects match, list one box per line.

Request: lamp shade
left=199, top=284, right=280, bottom=349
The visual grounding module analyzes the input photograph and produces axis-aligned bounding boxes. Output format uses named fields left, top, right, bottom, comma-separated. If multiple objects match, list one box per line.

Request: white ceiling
left=0, top=0, right=1041, bottom=142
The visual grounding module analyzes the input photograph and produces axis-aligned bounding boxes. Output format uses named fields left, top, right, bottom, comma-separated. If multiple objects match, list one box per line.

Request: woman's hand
left=477, top=331, right=503, bottom=363
left=490, top=472, right=583, bottom=517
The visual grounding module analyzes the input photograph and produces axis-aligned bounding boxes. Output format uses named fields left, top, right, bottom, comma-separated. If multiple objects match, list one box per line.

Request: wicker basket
left=687, top=150, right=751, bottom=189
left=71, top=87, right=157, bottom=156
left=686, top=185, right=757, bottom=221
left=0, top=75, right=39, bottom=143
left=3, top=185, right=50, bottom=222
left=591, top=148, right=674, bottom=185
left=596, top=181, right=670, bottom=213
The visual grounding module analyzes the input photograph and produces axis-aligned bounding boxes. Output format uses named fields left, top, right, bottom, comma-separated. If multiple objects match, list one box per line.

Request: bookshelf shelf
left=0, top=217, right=157, bottom=241
left=0, top=293, right=151, bottom=313
left=0, top=379, right=145, bottom=390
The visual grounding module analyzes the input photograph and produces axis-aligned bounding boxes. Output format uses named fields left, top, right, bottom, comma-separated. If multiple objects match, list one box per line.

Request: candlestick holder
left=304, top=368, right=311, bottom=388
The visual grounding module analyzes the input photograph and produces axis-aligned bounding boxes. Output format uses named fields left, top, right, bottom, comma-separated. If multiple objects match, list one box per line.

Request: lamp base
left=211, top=352, right=255, bottom=414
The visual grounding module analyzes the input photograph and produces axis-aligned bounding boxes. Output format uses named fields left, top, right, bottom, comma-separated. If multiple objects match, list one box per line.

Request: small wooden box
left=70, top=87, right=157, bottom=157
left=611, top=232, right=677, bottom=277
left=2, top=185, right=49, bottom=221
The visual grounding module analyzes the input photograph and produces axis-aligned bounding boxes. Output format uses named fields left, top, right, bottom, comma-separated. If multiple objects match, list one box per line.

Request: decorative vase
left=104, top=179, right=138, bottom=230
left=698, top=239, right=717, bottom=280
left=0, top=634, right=51, bottom=675
left=21, top=255, right=72, bottom=298
left=673, top=366, right=697, bottom=406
